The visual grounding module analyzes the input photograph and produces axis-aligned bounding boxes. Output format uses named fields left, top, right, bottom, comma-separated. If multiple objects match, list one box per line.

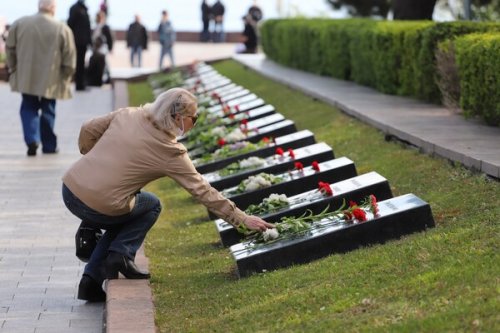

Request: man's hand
left=243, top=215, right=275, bottom=232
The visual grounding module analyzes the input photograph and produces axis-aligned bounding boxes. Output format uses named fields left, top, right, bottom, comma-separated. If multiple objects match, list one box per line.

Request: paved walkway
left=0, top=42, right=236, bottom=333
left=233, top=54, right=500, bottom=179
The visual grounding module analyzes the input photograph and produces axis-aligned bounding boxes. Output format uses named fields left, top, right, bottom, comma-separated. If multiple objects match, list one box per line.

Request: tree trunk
left=392, top=0, right=437, bottom=20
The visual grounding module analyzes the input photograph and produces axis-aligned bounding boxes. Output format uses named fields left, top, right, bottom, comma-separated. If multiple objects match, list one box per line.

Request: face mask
left=175, top=115, right=185, bottom=138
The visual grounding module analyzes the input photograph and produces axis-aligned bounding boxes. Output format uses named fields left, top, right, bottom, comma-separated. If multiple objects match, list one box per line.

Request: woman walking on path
left=62, top=88, right=274, bottom=302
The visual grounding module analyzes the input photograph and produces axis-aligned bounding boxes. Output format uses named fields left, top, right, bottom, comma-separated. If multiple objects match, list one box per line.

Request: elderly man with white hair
left=6, top=0, right=76, bottom=156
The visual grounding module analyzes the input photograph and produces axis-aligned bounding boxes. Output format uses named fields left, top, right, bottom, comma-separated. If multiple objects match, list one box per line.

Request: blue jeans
left=159, top=43, right=175, bottom=69
left=20, top=94, right=57, bottom=152
left=130, top=45, right=143, bottom=67
left=62, top=184, right=162, bottom=284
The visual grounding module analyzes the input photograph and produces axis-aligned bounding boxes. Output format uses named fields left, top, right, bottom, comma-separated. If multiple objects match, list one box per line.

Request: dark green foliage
left=455, top=33, right=500, bottom=126
left=416, top=21, right=500, bottom=103
left=260, top=19, right=500, bottom=125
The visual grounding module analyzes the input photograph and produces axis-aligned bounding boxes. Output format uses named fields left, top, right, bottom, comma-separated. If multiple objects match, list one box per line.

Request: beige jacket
left=62, top=107, right=248, bottom=227
left=6, top=12, right=76, bottom=100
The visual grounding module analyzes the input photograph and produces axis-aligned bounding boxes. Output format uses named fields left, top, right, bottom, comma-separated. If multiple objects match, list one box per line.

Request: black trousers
left=75, top=45, right=87, bottom=90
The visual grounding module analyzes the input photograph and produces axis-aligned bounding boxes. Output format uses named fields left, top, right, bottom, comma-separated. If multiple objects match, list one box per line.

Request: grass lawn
left=128, top=60, right=499, bottom=333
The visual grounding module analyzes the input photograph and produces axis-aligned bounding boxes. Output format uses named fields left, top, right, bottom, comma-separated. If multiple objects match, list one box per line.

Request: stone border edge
left=105, top=80, right=157, bottom=333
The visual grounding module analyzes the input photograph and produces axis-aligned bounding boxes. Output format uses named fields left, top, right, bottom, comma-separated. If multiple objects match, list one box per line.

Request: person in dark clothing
left=126, top=15, right=148, bottom=68
left=86, top=36, right=105, bottom=87
left=248, top=0, right=263, bottom=22
left=211, top=0, right=225, bottom=42
left=92, top=10, right=113, bottom=83
left=200, top=0, right=211, bottom=42
left=67, top=0, right=92, bottom=91
left=239, top=14, right=257, bottom=54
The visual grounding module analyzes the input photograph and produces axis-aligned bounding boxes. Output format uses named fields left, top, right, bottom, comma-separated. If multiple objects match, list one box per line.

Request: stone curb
left=105, top=81, right=157, bottom=333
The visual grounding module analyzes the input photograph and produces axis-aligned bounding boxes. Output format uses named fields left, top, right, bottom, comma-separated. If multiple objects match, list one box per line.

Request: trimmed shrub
left=455, top=33, right=500, bottom=126
left=417, top=21, right=500, bottom=103
left=435, top=40, right=461, bottom=112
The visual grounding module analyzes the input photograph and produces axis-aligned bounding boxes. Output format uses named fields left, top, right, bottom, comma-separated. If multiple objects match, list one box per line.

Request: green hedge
left=416, top=21, right=500, bottom=103
left=455, top=33, right=500, bottom=126
left=260, top=19, right=500, bottom=125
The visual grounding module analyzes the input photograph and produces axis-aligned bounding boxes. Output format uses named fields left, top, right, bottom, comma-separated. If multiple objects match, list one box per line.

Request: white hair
left=39, top=0, right=56, bottom=12
left=144, top=88, right=197, bottom=133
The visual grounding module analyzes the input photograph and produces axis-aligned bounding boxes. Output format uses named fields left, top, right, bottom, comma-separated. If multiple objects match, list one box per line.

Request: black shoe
left=105, top=252, right=150, bottom=280
left=78, top=274, right=106, bottom=302
left=42, top=148, right=59, bottom=154
left=27, top=143, right=38, bottom=156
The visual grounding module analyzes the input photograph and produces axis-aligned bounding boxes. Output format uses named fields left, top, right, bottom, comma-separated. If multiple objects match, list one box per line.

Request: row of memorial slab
left=149, top=63, right=436, bottom=278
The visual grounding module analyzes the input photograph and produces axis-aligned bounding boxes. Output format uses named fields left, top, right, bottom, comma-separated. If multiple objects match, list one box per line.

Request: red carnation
left=288, top=149, right=295, bottom=159
left=352, top=208, right=367, bottom=222
left=234, top=105, right=240, bottom=112
left=318, top=181, right=333, bottom=196
left=261, top=137, right=270, bottom=144
left=223, top=105, right=231, bottom=114
left=275, top=147, right=284, bottom=156
left=311, top=161, right=320, bottom=172
left=240, top=119, right=248, bottom=126
left=217, top=138, right=226, bottom=146
left=228, top=113, right=235, bottom=119
left=294, top=161, right=304, bottom=171
left=211, top=92, right=219, bottom=99
left=349, top=200, right=358, bottom=208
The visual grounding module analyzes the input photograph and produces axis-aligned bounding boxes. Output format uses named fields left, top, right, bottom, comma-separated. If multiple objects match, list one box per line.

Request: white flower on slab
left=239, top=156, right=266, bottom=169
left=262, top=228, right=279, bottom=242
left=267, top=193, right=288, bottom=204
left=211, top=126, right=227, bottom=137
left=225, top=128, right=247, bottom=142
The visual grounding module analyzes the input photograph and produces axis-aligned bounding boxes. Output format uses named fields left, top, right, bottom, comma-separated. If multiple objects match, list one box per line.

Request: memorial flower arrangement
left=243, top=181, right=333, bottom=215
left=194, top=137, right=271, bottom=165
left=245, top=193, right=290, bottom=215
left=239, top=194, right=380, bottom=245
left=237, top=173, right=284, bottom=193
left=218, top=156, right=267, bottom=177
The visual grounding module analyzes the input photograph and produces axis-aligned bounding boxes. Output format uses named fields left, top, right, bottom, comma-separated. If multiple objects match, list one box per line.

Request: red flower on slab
left=349, top=200, right=358, bottom=208
left=261, top=137, right=270, bottom=144
left=311, top=161, right=320, bottom=172
left=234, top=105, right=240, bottom=112
left=217, top=138, right=226, bottom=146
left=275, top=147, right=284, bottom=156
left=318, top=181, right=333, bottom=196
left=211, top=92, right=219, bottom=99
left=240, top=119, right=248, bottom=126
left=288, top=149, right=295, bottom=159
left=294, top=161, right=304, bottom=171
left=343, top=210, right=353, bottom=220
left=228, top=113, right=235, bottom=119
left=223, top=105, right=231, bottom=114
left=352, top=208, right=367, bottom=222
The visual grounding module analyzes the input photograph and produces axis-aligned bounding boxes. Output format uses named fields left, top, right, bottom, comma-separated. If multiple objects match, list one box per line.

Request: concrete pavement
left=0, top=41, right=236, bottom=333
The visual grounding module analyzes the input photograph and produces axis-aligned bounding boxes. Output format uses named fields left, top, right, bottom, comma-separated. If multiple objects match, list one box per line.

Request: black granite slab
left=198, top=86, right=246, bottom=106
left=204, top=142, right=334, bottom=191
left=194, top=130, right=315, bottom=174
left=216, top=171, right=393, bottom=247
left=207, top=94, right=258, bottom=113
left=184, top=113, right=286, bottom=153
left=210, top=104, right=275, bottom=121
left=230, top=193, right=435, bottom=277
left=208, top=156, right=356, bottom=219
